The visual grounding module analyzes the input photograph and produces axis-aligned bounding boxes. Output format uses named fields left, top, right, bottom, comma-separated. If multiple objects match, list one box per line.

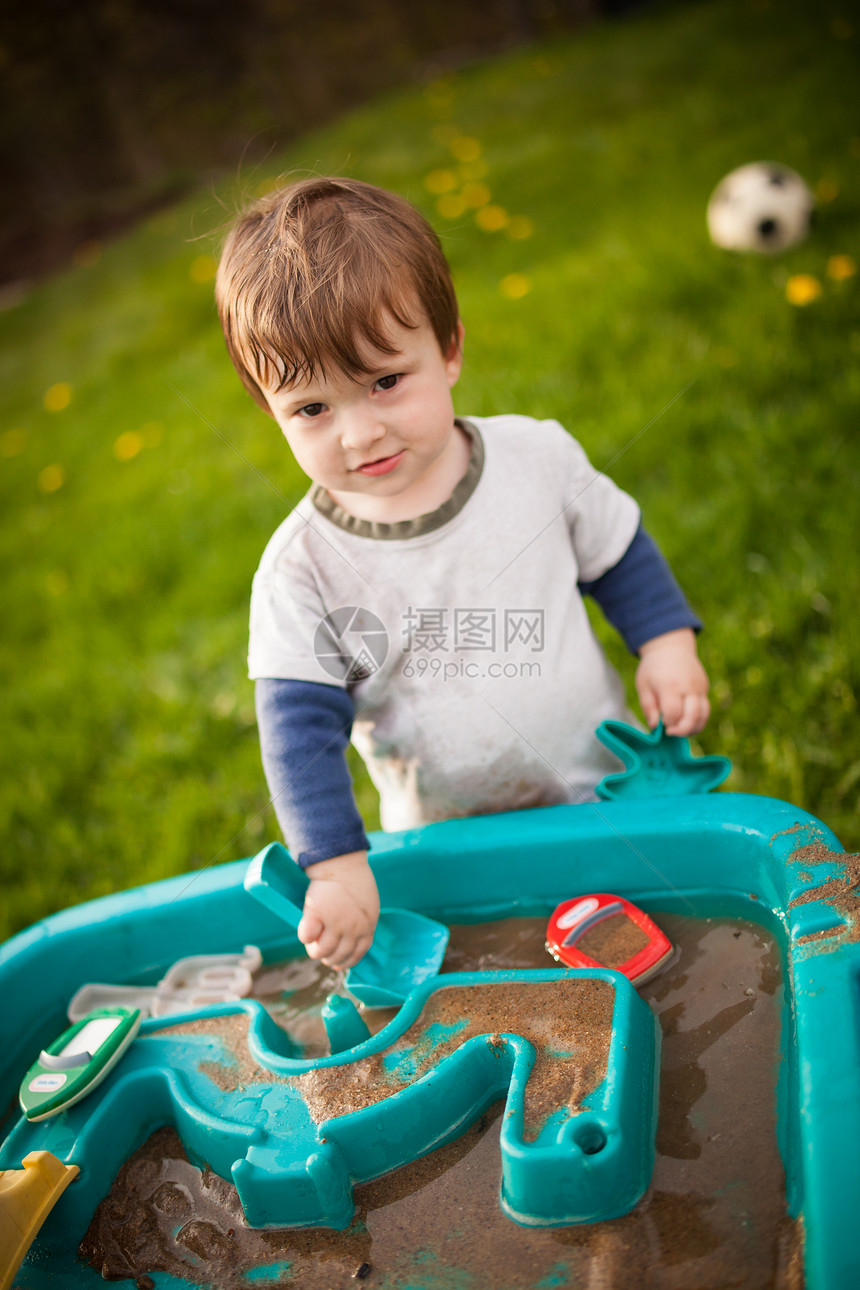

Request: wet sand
left=81, top=912, right=800, bottom=1288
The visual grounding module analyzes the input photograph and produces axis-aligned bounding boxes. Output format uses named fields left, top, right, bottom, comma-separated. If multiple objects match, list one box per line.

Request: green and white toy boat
left=18, top=1008, right=142, bottom=1123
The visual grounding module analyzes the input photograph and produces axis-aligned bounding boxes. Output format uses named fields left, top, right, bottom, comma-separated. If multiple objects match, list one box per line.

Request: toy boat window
left=546, top=894, right=673, bottom=986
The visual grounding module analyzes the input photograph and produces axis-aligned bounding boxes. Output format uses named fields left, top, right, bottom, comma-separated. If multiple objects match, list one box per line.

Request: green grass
left=2, top=0, right=858, bottom=939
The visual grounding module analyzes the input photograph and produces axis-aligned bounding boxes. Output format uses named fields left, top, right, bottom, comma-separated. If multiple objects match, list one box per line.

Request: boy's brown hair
left=215, top=176, right=460, bottom=413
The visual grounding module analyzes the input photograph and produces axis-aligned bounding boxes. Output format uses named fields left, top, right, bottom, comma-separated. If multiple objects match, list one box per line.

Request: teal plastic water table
left=0, top=727, right=858, bottom=1288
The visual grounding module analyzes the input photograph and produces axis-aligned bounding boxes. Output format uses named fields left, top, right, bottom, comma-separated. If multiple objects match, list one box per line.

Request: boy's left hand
left=635, top=628, right=710, bottom=737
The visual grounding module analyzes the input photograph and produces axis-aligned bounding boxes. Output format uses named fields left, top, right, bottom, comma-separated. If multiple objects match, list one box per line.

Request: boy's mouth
left=354, top=450, right=405, bottom=477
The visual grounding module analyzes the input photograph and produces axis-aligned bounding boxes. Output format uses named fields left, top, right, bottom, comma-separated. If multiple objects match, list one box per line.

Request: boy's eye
left=298, top=402, right=326, bottom=418
left=375, top=374, right=400, bottom=392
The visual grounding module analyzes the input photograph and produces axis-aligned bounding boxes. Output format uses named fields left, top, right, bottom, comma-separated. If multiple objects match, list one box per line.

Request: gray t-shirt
left=249, top=414, right=640, bottom=830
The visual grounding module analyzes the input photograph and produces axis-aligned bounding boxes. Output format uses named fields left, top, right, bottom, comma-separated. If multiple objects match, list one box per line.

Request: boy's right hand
left=297, top=850, right=380, bottom=971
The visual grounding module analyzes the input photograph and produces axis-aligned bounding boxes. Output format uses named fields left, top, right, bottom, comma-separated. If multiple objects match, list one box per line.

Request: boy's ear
left=445, top=320, right=465, bottom=386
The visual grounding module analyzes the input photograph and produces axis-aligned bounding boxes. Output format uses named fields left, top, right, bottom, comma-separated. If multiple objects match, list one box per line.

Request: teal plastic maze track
left=1, top=789, right=859, bottom=1288
left=1, top=970, right=657, bottom=1237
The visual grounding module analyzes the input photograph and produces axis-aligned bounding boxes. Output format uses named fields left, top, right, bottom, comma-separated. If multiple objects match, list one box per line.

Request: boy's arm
left=255, top=677, right=379, bottom=969
left=578, top=523, right=702, bottom=653
left=579, top=524, right=709, bottom=736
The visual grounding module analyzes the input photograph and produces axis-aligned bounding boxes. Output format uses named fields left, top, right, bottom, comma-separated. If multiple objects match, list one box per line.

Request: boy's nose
left=340, top=406, right=386, bottom=452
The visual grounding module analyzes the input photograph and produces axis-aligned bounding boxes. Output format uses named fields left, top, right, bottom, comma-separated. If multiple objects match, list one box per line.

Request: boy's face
left=261, top=312, right=465, bottom=523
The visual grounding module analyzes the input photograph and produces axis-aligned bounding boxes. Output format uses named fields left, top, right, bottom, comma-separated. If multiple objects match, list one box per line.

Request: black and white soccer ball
left=707, top=162, right=814, bottom=253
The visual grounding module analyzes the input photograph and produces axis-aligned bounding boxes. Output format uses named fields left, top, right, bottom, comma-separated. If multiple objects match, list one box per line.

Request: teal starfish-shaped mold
left=594, top=719, right=732, bottom=801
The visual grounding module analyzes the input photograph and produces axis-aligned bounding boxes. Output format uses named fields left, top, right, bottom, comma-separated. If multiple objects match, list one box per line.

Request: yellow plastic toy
left=0, top=1151, right=79, bottom=1290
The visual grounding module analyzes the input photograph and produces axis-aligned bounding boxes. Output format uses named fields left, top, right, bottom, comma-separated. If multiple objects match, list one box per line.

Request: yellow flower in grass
left=189, top=255, right=216, bottom=284
left=449, top=135, right=481, bottom=163
left=424, top=169, right=458, bottom=195
left=785, top=274, right=822, bottom=306
left=43, top=383, right=72, bottom=412
left=827, top=255, right=856, bottom=281
left=114, top=431, right=143, bottom=461
left=38, top=464, right=65, bottom=493
left=476, top=205, right=509, bottom=233
left=500, top=273, right=530, bottom=300
left=461, top=182, right=491, bottom=209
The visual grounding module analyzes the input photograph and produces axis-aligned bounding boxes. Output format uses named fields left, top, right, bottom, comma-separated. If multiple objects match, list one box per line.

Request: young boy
left=215, top=176, right=710, bottom=973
